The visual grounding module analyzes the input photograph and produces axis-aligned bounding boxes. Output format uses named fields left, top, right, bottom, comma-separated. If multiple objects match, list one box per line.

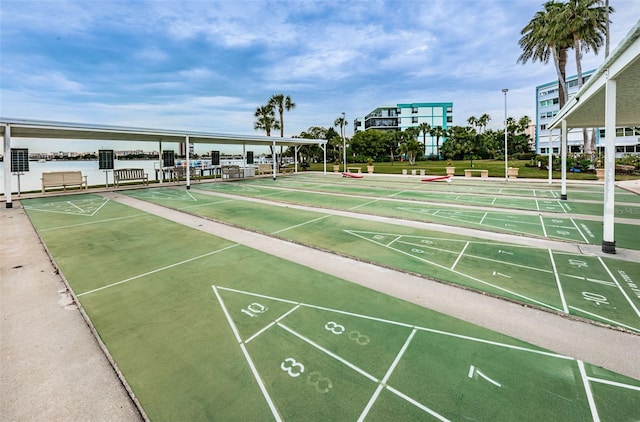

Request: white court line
left=277, top=322, right=379, bottom=383
left=67, top=201, right=86, bottom=212
left=450, top=241, right=470, bottom=270
left=569, top=306, right=640, bottom=333
left=358, top=329, right=417, bottom=422
left=40, top=213, right=147, bottom=232
left=598, top=257, right=640, bottom=319
left=535, top=198, right=540, bottom=211
left=271, top=215, right=331, bottom=235
left=490, top=197, right=497, bottom=205
left=577, top=360, right=600, bottom=422
left=586, top=377, right=640, bottom=391
left=385, top=386, right=450, bottom=422
left=349, top=198, right=380, bottom=211
left=186, top=190, right=197, bottom=201
left=570, top=218, right=590, bottom=243
left=548, top=249, right=569, bottom=314
left=76, top=244, right=239, bottom=297
left=478, top=212, right=488, bottom=225
left=539, top=215, right=548, bottom=238
left=212, top=286, right=242, bottom=343
left=302, top=303, right=413, bottom=328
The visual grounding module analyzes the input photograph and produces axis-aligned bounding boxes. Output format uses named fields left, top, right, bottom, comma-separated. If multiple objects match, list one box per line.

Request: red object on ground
left=421, top=175, right=451, bottom=182
left=342, top=172, right=364, bottom=179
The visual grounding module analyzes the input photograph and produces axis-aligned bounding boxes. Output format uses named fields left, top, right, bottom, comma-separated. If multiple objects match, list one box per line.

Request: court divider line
left=569, top=306, right=640, bottom=333
left=586, top=377, right=640, bottom=391
left=40, top=213, right=147, bottom=232
left=76, top=244, right=239, bottom=297
left=570, top=218, right=590, bottom=243
left=577, top=360, right=600, bottom=422
left=548, top=249, right=570, bottom=314
left=450, top=241, right=470, bottom=270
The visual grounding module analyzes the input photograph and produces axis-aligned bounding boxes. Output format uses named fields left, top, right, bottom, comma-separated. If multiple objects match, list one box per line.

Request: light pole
left=502, top=88, right=508, bottom=182
left=342, top=112, right=346, bottom=172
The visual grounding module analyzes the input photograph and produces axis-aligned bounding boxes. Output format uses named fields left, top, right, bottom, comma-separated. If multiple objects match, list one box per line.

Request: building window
left=540, top=124, right=547, bottom=130
left=412, top=107, right=418, bottom=114
left=447, top=116, right=453, bottom=123
left=412, top=117, right=418, bottom=124
left=446, top=106, right=452, bottom=113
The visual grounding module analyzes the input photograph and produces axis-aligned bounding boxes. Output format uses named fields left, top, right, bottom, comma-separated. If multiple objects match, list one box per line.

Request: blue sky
left=1, top=0, right=639, bottom=153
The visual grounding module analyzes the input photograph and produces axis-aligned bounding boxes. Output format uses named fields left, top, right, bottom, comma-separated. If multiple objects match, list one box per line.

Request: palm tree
left=518, top=1, right=572, bottom=109
left=467, top=116, right=478, bottom=131
left=477, top=114, right=491, bottom=133
left=269, top=94, right=296, bottom=138
left=429, top=126, right=446, bottom=158
left=334, top=115, right=348, bottom=170
left=563, top=0, right=612, bottom=152
left=253, top=105, right=280, bottom=136
left=417, top=122, right=431, bottom=158
left=269, top=94, right=296, bottom=165
left=254, top=105, right=280, bottom=159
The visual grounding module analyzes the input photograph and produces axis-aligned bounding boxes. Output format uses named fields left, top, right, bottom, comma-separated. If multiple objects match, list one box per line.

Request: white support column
left=548, top=129, right=553, bottom=184
left=560, top=120, right=567, bottom=200
left=242, top=143, right=246, bottom=167
left=159, top=141, right=163, bottom=183
left=185, top=135, right=191, bottom=189
left=4, top=124, right=12, bottom=208
left=322, top=143, right=326, bottom=174
left=294, top=145, right=300, bottom=172
left=602, top=70, right=616, bottom=253
left=272, top=140, right=277, bottom=180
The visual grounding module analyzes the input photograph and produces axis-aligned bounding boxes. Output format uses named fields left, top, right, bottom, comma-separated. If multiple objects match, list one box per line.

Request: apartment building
left=354, top=102, right=453, bottom=156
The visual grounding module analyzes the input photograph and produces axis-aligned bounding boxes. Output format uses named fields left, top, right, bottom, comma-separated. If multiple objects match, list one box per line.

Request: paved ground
left=1, top=176, right=639, bottom=420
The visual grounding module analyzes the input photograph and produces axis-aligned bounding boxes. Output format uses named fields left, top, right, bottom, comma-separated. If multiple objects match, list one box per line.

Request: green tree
left=429, top=125, right=447, bottom=158
left=518, top=1, right=572, bottom=108
left=563, top=0, right=613, bottom=152
left=349, top=129, right=387, bottom=161
left=253, top=105, right=280, bottom=136
left=334, top=115, right=348, bottom=168
left=269, top=94, right=296, bottom=164
left=417, top=122, right=431, bottom=158
left=399, top=138, right=421, bottom=165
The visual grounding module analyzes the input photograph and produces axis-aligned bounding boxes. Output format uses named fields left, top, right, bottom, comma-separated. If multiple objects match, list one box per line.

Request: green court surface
left=21, top=193, right=640, bottom=420
left=121, top=187, right=640, bottom=333
left=187, top=176, right=640, bottom=249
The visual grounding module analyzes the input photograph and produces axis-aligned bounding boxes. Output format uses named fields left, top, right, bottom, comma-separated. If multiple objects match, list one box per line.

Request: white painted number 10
left=241, top=302, right=268, bottom=318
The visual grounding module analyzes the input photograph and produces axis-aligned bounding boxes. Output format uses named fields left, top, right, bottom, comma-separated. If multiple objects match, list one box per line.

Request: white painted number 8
left=325, top=321, right=345, bottom=334
left=281, top=358, right=305, bottom=377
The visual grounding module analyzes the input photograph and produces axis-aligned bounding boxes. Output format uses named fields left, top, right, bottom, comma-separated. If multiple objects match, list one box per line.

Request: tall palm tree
left=417, top=122, right=431, bottom=157
left=518, top=1, right=572, bottom=109
left=477, top=114, right=491, bottom=133
left=269, top=94, right=296, bottom=138
left=429, top=125, right=446, bottom=158
left=254, top=105, right=280, bottom=159
left=253, top=105, right=280, bottom=136
left=563, top=0, right=612, bottom=152
left=269, top=94, right=295, bottom=165
left=334, top=115, right=348, bottom=169
left=467, top=116, right=478, bottom=131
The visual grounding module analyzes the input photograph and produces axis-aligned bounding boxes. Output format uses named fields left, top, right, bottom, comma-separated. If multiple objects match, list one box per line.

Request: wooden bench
left=257, top=163, right=273, bottom=175
left=222, top=165, right=243, bottom=179
left=464, top=169, right=488, bottom=178
left=615, top=164, right=635, bottom=174
left=41, top=171, right=88, bottom=193
left=279, top=166, right=294, bottom=174
left=346, top=167, right=362, bottom=174
left=114, top=168, right=149, bottom=187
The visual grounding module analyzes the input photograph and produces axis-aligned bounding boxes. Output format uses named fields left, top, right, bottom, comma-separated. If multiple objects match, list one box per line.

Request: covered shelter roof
left=548, top=20, right=640, bottom=130
left=0, top=117, right=326, bottom=147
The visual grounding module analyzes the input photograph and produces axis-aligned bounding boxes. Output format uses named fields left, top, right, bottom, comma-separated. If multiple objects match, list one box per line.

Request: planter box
left=507, top=167, right=519, bottom=179
left=445, top=166, right=455, bottom=177
left=367, top=166, right=374, bottom=174
left=596, top=168, right=605, bottom=181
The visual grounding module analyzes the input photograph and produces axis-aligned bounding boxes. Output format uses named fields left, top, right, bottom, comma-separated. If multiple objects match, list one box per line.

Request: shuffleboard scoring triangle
left=23, top=197, right=109, bottom=216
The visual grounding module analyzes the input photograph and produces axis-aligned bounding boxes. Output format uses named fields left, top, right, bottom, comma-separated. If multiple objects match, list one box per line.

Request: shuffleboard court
left=21, top=193, right=640, bottom=420
left=122, top=188, right=640, bottom=333
left=182, top=180, right=640, bottom=250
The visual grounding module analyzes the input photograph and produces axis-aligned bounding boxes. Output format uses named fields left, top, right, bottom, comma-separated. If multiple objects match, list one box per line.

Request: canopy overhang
left=548, top=21, right=640, bottom=130
left=0, top=117, right=326, bottom=148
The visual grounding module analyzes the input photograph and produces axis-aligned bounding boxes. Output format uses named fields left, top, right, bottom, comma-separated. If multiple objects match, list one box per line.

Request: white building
left=536, top=71, right=640, bottom=157
left=354, top=102, right=453, bottom=156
